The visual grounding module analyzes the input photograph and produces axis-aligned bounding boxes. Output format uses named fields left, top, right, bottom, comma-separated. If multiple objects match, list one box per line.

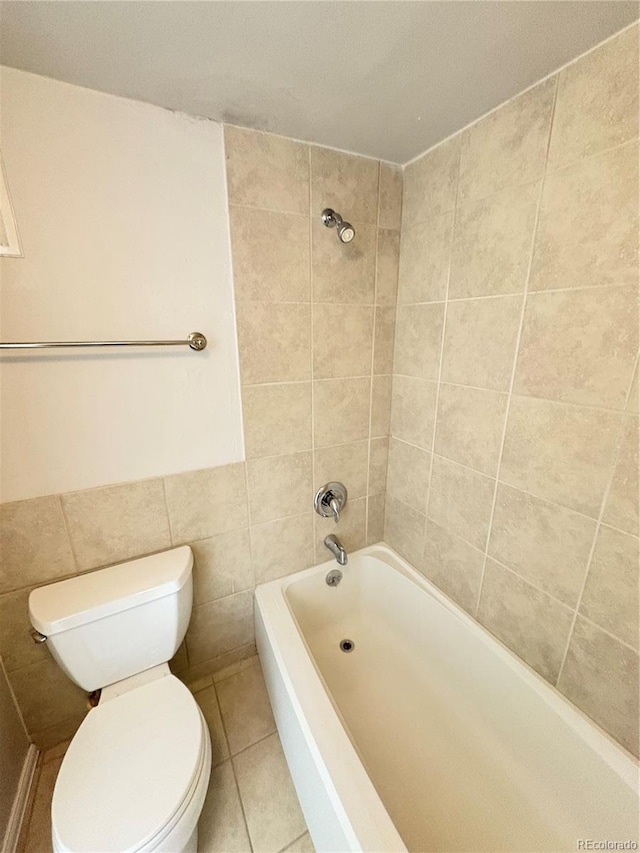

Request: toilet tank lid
left=29, top=546, right=193, bottom=636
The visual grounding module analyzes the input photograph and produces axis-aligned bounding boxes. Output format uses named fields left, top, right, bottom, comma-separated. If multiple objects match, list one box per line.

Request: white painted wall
left=0, top=68, right=243, bottom=502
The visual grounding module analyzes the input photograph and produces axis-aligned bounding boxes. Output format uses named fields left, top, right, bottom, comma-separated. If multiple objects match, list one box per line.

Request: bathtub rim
left=255, top=556, right=407, bottom=851
left=256, top=543, right=639, bottom=797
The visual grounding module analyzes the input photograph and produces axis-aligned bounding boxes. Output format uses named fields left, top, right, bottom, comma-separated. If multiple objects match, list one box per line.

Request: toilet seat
left=52, top=674, right=208, bottom=853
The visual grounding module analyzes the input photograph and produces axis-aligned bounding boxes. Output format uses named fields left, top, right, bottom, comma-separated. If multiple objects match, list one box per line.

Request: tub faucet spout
left=324, top=534, right=348, bottom=566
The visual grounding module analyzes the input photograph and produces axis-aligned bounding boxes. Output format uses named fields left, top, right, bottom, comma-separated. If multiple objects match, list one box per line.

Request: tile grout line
left=365, top=160, right=383, bottom=545
left=385, top=492, right=639, bottom=653
left=245, top=373, right=385, bottom=387
left=387, top=433, right=640, bottom=537
left=391, top=375, right=636, bottom=416
left=555, top=348, right=640, bottom=686
left=229, top=272, right=634, bottom=309
left=381, top=175, right=403, bottom=541
left=227, top=728, right=277, bottom=761
left=212, top=685, right=255, bottom=853
left=160, top=478, right=175, bottom=548
left=473, top=74, right=559, bottom=619
left=277, top=831, right=310, bottom=853
left=308, top=147, right=319, bottom=562
left=422, top=142, right=463, bottom=556
left=402, top=132, right=637, bottom=222
left=394, top=277, right=636, bottom=307
left=57, top=495, right=81, bottom=576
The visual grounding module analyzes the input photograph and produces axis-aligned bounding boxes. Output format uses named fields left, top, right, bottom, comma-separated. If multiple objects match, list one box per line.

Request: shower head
left=321, top=208, right=356, bottom=244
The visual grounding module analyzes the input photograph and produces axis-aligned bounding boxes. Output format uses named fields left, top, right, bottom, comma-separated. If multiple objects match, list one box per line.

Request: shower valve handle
left=314, top=482, right=348, bottom=523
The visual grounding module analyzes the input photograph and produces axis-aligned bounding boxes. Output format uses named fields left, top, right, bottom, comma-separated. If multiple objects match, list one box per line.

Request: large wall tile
left=530, top=141, right=638, bottom=292
left=602, top=415, right=639, bottom=536
left=397, top=215, right=453, bottom=304
left=489, top=484, right=596, bottom=606
left=548, top=25, right=639, bottom=171
left=501, top=397, right=622, bottom=517
left=186, top=590, right=254, bottom=665
left=626, top=361, right=638, bottom=413
left=514, top=285, right=638, bottom=409
left=314, top=441, right=369, bottom=499
left=313, top=304, right=373, bottom=379
left=8, top=657, right=87, bottom=735
left=229, top=206, right=310, bottom=302
left=313, top=378, right=370, bottom=447
left=62, top=478, right=171, bottom=571
left=30, top=712, right=86, bottom=751
left=421, top=520, right=484, bottom=615
left=387, top=41, right=637, bottom=756
left=449, top=181, right=539, bottom=298
left=386, top=438, right=430, bottom=513
left=373, top=306, right=396, bottom=375
left=458, top=79, right=555, bottom=204
left=441, top=295, right=522, bottom=391
left=390, top=375, right=437, bottom=449
left=368, top=437, right=389, bottom=495
left=312, top=219, right=376, bottom=303
left=224, top=126, right=309, bottom=214
left=384, top=496, right=425, bottom=568
left=428, top=456, right=494, bottom=550
left=250, top=514, right=315, bottom=585
left=236, top=302, right=311, bottom=384
left=375, top=229, right=400, bottom=305
left=0, top=496, right=75, bottom=593
left=314, top=497, right=366, bottom=560
left=366, top=495, right=385, bottom=545
left=378, top=164, right=403, bottom=230
left=435, top=384, right=507, bottom=475
left=402, top=136, right=459, bottom=228
left=394, top=303, right=444, bottom=380
left=477, top=559, right=573, bottom=682
left=370, top=375, right=392, bottom=438
left=242, top=382, right=312, bottom=460
left=310, top=147, right=379, bottom=225
left=558, top=617, right=639, bottom=757
left=165, top=464, right=249, bottom=544
left=0, top=586, right=47, bottom=672
left=579, top=525, right=639, bottom=650
left=191, top=529, right=252, bottom=607
left=247, top=452, right=312, bottom=525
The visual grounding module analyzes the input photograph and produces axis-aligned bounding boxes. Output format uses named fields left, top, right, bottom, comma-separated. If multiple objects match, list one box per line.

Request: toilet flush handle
left=30, top=628, right=47, bottom=644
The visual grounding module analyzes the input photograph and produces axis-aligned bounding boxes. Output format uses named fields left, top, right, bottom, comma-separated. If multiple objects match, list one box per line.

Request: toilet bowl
left=52, top=668, right=211, bottom=853
left=28, top=547, right=212, bottom=853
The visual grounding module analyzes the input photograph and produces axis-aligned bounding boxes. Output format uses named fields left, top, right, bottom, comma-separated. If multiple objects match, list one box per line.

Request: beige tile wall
left=385, top=25, right=639, bottom=756
left=226, top=125, right=400, bottom=572
left=0, top=130, right=400, bottom=748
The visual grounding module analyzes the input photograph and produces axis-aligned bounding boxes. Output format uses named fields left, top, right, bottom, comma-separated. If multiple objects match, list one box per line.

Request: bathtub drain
left=340, top=639, right=355, bottom=653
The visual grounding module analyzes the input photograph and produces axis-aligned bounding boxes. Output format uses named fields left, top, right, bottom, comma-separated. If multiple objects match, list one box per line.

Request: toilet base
left=184, top=826, right=198, bottom=853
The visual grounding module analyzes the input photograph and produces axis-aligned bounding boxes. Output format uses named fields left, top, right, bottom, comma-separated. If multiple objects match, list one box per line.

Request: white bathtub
left=255, top=545, right=639, bottom=853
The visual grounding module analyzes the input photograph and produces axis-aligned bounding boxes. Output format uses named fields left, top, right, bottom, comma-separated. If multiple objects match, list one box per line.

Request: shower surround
left=384, top=24, right=639, bottom=756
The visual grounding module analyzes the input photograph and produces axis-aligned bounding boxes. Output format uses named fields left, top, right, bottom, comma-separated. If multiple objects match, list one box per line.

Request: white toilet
left=28, top=546, right=211, bottom=853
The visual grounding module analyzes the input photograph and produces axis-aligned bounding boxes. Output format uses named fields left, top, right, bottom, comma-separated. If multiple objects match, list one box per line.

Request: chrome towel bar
left=0, top=332, right=207, bottom=351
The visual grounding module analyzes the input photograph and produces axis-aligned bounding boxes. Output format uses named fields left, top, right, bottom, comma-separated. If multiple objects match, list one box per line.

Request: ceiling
left=1, top=1, right=638, bottom=164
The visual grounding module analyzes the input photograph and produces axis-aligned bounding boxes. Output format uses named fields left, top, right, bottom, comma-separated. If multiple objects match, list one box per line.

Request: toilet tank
left=28, top=547, right=193, bottom=691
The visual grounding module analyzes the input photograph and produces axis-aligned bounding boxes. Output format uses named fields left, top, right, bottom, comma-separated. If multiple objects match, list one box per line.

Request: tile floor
left=18, top=656, right=315, bottom=853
